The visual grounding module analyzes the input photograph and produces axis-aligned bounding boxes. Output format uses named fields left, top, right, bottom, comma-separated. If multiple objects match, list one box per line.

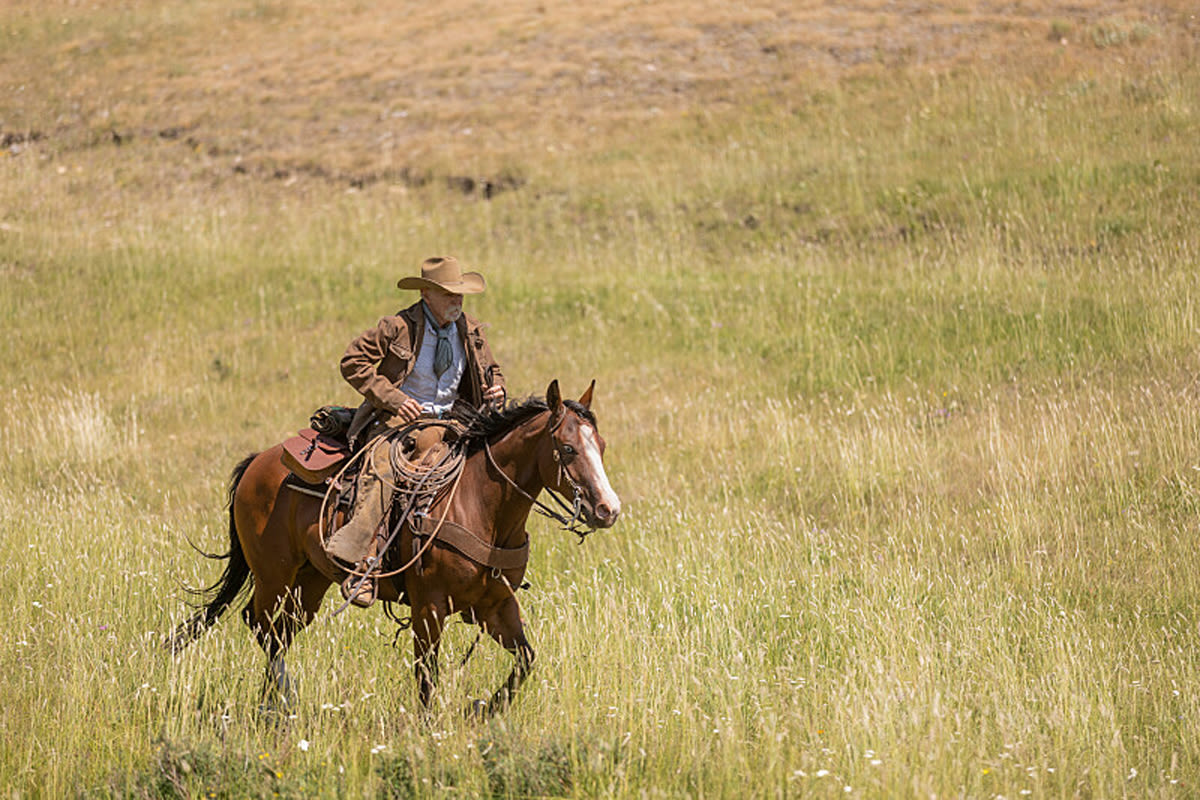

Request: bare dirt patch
left=2, top=1, right=1194, bottom=182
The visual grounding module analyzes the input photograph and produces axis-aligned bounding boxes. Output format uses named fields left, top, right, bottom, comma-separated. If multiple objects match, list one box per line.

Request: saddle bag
left=281, top=427, right=351, bottom=484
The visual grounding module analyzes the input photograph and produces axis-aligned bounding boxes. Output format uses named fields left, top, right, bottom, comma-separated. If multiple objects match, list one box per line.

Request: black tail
left=165, top=453, right=258, bottom=653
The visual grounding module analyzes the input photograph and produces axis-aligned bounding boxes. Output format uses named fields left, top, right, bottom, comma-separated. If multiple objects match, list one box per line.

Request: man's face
left=422, top=288, right=463, bottom=326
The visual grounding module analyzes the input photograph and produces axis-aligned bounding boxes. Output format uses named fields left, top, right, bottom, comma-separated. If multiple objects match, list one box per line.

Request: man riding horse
left=326, top=256, right=506, bottom=606
left=169, top=258, right=619, bottom=716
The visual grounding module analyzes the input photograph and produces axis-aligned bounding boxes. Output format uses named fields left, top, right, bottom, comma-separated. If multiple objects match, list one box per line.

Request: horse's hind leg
left=247, top=564, right=330, bottom=718
left=244, top=579, right=295, bottom=717
left=473, top=595, right=535, bottom=718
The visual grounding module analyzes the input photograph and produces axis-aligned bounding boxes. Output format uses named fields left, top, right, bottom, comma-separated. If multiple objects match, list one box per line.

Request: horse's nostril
left=594, top=503, right=622, bottom=525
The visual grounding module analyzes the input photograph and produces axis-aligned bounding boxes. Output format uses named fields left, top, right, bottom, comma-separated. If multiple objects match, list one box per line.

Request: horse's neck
left=462, top=421, right=545, bottom=546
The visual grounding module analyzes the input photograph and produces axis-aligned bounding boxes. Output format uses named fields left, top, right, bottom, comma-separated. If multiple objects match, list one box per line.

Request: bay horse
left=168, top=380, right=620, bottom=717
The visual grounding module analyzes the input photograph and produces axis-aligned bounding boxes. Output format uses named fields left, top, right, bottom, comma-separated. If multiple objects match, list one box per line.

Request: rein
left=330, top=405, right=597, bottom=619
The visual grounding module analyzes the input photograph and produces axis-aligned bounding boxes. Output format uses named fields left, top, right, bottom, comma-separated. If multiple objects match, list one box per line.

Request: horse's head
left=541, top=379, right=621, bottom=529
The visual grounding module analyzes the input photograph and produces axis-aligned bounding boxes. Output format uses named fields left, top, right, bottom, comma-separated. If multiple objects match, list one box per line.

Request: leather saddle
left=281, top=427, right=351, bottom=484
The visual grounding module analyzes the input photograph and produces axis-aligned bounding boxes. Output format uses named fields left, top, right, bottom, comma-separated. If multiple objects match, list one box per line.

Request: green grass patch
left=1, top=19, right=1199, bottom=798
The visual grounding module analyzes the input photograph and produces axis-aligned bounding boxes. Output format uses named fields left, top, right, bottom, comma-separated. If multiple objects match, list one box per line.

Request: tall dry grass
left=1, top=1, right=1199, bottom=796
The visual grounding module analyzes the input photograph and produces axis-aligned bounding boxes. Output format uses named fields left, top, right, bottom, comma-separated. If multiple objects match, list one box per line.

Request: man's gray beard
left=444, top=306, right=462, bottom=322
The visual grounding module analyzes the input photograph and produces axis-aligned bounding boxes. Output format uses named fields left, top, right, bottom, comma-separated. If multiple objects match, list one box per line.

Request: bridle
left=483, top=407, right=595, bottom=541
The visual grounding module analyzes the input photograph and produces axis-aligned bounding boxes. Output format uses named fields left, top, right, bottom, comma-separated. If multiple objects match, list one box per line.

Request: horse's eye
left=560, top=445, right=576, bottom=456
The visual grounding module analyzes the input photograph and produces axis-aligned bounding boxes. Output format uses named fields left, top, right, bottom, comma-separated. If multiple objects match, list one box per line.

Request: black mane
left=455, top=395, right=597, bottom=452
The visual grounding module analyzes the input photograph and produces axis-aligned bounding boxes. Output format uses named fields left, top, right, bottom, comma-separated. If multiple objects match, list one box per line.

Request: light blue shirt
left=399, top=315, right=466, bottom=416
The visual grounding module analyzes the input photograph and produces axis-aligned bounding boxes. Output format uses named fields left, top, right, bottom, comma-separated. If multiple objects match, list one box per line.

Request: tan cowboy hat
left=396, top=256, right=486, bottom=295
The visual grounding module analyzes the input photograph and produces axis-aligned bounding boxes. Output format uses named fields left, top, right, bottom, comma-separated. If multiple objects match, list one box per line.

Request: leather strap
left=411, top=515, right=529, bottom=571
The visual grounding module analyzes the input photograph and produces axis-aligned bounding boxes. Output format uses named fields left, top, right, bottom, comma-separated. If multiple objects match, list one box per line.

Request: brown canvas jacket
left=341, top=301, right=504, bottom=442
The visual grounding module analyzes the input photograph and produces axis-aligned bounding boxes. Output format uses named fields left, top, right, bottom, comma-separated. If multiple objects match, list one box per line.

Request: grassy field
left=2, top=1, right=1200, bottom=797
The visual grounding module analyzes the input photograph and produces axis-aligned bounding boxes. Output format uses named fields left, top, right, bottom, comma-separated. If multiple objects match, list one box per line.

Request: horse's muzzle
left=585, top=498, right=621, bottom=528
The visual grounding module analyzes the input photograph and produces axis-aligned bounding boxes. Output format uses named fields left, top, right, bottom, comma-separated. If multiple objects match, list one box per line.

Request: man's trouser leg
left=326, top=437, right=393, bottom=607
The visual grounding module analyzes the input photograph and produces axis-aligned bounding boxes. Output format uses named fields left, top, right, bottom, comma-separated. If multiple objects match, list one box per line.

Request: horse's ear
left=578, top=379, right=595, bottom=410
left=546, top=379, right=562, bottom=412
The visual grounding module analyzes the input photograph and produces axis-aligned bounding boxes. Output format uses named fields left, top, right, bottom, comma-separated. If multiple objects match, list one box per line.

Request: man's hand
left=483, top=384, right=506, bottom=405
left=394, top=396, right=424, bottom=424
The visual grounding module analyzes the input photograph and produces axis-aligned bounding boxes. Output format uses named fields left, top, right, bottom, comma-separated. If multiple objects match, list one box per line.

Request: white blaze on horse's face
left=576, top=421, right=621, bottom=528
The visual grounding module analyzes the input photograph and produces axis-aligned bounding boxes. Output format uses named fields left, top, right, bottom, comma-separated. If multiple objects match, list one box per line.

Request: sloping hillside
left=2, top=0, right=1194, bottom=184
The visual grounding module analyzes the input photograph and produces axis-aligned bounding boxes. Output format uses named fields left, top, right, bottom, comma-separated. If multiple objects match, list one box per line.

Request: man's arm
left=475, top=330, right=506, bottom=404
left=340, top=316, right=421, bottom=418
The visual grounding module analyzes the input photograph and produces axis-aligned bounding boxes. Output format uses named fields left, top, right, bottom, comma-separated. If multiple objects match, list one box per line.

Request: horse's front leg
left=411, top=597, right=448, bottom=712
left=473, top=594, right=535, bottom=718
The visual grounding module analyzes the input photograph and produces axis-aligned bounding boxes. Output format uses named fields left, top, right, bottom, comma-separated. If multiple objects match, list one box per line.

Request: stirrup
left=340, top=572, right=377, bottom=609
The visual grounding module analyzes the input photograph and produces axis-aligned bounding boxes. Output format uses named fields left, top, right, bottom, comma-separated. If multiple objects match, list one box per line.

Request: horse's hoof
left=464, top=699, right=489, bottom=720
